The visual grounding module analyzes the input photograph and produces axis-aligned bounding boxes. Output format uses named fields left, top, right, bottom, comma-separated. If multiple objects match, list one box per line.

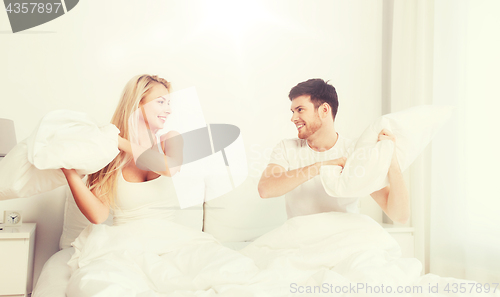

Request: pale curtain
left=387, top=0, right=500, bottom=282
left=430, top=0, right=500, bottom=283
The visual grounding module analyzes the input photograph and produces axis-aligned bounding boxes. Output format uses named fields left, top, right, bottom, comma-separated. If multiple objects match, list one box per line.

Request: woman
left=61, top=74, right=183, bottom=225
left=62, top=75, right=261, bottom=297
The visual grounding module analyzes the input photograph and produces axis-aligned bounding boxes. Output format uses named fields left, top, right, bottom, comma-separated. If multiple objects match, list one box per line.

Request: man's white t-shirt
left=268, top=133, right=360, bottom=219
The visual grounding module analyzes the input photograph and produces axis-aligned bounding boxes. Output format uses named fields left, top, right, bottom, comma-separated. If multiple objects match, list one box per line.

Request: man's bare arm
left=370, top=129, right=410, bottom=224
left=258, top=157, right=346, bottom=198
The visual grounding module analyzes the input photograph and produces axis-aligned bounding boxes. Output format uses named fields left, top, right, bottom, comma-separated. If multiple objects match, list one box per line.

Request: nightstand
left=0, top=223, right=36, bottom=297
left=381, top=223, right=414, bottom=258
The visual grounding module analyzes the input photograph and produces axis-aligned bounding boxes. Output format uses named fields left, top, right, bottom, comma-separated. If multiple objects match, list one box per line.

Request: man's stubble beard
left=298, top=113, right=322, bottom=140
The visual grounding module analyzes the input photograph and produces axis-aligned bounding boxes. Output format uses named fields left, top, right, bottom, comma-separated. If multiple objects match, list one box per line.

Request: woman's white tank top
left=112, top=170, right=180, bottom=226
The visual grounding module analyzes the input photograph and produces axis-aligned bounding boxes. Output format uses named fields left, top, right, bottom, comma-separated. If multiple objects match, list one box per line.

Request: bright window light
left=200, top=0, right=272, bottom=38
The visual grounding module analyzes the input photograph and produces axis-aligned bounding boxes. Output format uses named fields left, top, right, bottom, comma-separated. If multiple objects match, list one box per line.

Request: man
left=258, top=79, right=410, bottom=224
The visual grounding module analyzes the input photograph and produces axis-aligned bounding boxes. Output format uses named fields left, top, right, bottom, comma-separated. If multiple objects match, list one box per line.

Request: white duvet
left=66, top=212, right=499, bottom=297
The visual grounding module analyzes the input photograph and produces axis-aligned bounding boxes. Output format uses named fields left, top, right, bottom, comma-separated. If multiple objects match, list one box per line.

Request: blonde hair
left=86, top=74, right=171, bottom=208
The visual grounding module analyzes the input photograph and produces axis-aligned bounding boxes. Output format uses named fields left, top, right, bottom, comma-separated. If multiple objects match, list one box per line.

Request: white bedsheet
left=38, top=213, right=500, bottom=297
left=32, top=243, right=253, bottom=297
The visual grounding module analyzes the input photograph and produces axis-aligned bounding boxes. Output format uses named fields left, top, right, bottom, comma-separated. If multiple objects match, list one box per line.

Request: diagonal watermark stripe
left=3, top=0, right=79, bottom=33
left=127, top=87, right=247, bottom=210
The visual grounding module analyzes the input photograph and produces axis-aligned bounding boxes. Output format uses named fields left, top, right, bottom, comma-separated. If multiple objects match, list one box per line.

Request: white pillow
left=0, top=139, right=66, bottom=200
left=27, top=110, right=119, bottom=174
left=320, top=105, right=454, bottom=197
left=0, top=110, right=119, bottom=200
left=59, top=185, right=113, bottom=250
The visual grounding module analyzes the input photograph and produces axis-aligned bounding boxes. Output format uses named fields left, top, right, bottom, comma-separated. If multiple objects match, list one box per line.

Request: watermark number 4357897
left=3, top=0, right=79, bottom=33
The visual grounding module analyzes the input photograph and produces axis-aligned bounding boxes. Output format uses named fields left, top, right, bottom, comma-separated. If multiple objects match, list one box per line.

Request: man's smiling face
left=290, top=95, right=322, bottom=140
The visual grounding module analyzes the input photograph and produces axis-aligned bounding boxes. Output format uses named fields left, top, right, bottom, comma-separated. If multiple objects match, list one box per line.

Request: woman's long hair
left=86, top=74, right=171, bottom=208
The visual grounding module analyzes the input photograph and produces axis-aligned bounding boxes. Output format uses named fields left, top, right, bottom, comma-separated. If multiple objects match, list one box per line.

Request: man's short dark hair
left=288, top=78, right=338, bottom=120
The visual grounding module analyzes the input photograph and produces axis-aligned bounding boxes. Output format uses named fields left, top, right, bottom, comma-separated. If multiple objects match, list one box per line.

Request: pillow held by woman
left=0, top=110, right=119, bottom=200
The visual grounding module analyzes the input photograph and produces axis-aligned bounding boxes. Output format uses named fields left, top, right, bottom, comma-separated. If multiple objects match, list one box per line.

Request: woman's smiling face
left=139, top=83, right=171, bottom=132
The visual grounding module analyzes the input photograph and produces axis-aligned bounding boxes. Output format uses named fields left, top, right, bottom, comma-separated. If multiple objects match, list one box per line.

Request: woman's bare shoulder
left=160, top=130, right=181, bottom=141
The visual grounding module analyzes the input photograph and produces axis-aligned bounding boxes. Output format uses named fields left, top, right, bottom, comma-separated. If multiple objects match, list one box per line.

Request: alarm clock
left=3, top=210, right=22, bottom=226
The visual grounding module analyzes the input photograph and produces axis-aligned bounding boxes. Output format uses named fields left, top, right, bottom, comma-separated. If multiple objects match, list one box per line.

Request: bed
left=31, top=177, right=285, bottom=297
left=31, top=180, right=500, bottom=297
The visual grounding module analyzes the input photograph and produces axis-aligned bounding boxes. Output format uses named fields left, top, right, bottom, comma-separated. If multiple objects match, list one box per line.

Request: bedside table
left=381, top=223, right=414, bottom=258
left=0, top=223, right=36, bottom=297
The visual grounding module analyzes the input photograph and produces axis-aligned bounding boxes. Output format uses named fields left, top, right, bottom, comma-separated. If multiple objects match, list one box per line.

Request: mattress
left=32, top=241, right=252, bottom=297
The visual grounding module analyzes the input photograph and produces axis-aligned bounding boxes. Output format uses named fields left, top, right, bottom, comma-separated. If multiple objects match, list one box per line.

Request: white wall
left=0, top=0, right=384, bottom=286
left=0, top=0, right=383, bottom=153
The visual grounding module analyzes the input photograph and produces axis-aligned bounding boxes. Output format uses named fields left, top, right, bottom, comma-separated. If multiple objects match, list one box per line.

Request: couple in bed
left=62, top=74, right=409, bottom=226
left=61, top=74, right=412, bottom=296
